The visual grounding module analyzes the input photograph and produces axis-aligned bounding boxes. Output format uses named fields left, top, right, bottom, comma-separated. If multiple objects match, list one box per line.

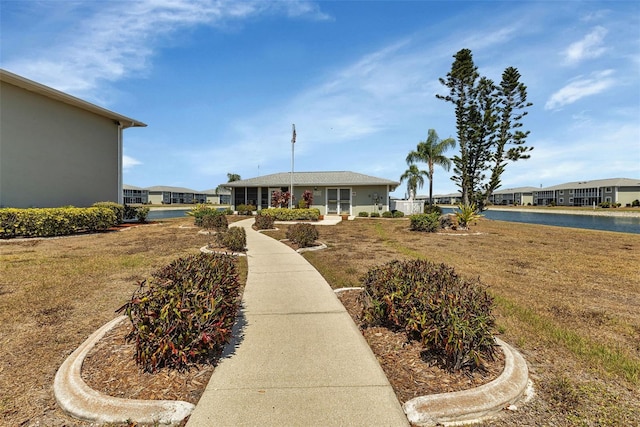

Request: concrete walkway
left=186, top=218, right=409, bottom=426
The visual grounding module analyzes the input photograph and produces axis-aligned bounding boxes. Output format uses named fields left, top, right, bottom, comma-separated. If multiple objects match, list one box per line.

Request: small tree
left=400, top=164, right=427, bottom=200
left=406, top=129, right=456, bottom=206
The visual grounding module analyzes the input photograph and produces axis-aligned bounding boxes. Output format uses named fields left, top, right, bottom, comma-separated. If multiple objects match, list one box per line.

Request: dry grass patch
left=297, top=218, right=640, bottom=425
left=0, top=217, right=246, bottom=426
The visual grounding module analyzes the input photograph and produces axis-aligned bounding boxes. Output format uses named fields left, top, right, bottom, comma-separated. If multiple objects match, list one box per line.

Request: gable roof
left=0, top=69, right=146, bottom=129
left=539, top=178, right=640, bottom=191
left=224, top=171, right=400, bottom=188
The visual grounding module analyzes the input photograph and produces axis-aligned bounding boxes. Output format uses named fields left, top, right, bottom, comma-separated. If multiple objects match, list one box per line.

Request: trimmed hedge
left=260, top=208, right=321, bottom=221
left=362, top=259, right=497, bottom=372
left=117, top=253, right=241, bottom=372
left=93, top=201, right=125, bottom=224
left=0, top=207, right=117, bottom=238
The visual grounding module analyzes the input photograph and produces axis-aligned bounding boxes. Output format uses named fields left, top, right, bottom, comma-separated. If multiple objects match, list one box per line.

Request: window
left=559, top=198, right=564, bottom=204
left=605, top=187, right=612, bottom=193
left=559, top=190, right=564, bottom=195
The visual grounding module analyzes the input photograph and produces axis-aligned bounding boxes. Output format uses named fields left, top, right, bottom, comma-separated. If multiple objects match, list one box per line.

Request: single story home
left=224, top=171, right=400, bottom=216
left=0, top=69, right=146, bottom=208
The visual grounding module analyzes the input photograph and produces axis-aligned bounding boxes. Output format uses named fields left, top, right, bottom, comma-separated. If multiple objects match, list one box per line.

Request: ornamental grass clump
left=117, top=253, right=241, bottom=373
left=362, top=259, right=497, bottom=372
left=286, top=223, right=319, bottom=248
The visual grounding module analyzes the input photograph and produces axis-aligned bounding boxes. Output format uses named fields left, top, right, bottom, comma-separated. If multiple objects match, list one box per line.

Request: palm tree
left=399, top=164, right=427, bottom=200
left=227, top=173, right=241, bottom=182
left=406, top=129, right=456, bottom=206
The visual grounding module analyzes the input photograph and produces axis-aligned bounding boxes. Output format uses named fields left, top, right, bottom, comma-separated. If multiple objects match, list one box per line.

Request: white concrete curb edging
left=402, top=338, right=530, bottom=426
left=54, top=316, right=195, bottom=425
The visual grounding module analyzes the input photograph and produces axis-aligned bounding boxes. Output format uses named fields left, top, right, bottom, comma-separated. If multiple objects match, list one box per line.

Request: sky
left=1, top=0, right=639, bottom=197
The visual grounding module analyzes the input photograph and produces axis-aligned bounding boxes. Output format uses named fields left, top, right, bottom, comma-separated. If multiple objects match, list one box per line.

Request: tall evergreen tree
left=482, top=67, right=533, bottom=207
left=437, top=49, right=532, bottom=209
left=406, top=129, right=456, bottom=206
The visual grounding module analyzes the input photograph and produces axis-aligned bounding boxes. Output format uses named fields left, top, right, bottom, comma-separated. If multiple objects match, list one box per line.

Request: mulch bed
left=336, top=288, right=505, bottom=403
left=81, top=289, right=504, bottom=408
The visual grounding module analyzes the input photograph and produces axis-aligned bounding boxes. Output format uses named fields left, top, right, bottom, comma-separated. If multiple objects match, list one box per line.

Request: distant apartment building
left=123, top=184, right=149, bottom=204
left=129, top=186, right=227, bottom=205
left=489, top=187, right=538, bottom=206
left=533, top=178, right=640, bottom=207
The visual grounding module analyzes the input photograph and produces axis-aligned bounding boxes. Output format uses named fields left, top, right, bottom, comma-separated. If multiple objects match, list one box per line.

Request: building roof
left=538, top=178, right=640, bottom=191
left=224, top=171, right=400, bottom=188
left=0, top=69, right=146, bottom=129
left=493, top=186, right=539, bottom=194
left=146, top=185, right=200, bottom=193
left=123, top=184, right=147, bottom=191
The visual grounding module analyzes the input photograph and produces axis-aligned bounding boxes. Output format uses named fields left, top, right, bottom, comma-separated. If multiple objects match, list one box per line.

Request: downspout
left=117, top=121, right=124, bottom=204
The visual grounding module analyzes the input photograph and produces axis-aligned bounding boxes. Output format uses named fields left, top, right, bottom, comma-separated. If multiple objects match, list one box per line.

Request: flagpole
left=290, top=124, right=296, bottom=209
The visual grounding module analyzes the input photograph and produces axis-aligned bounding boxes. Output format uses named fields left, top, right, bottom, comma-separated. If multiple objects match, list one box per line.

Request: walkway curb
left=53, top=316, right=195, bottom=425
left=402, top=338, right=530, bottom=426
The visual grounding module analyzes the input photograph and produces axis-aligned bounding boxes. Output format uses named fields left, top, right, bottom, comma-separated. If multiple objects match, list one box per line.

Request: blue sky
left=1, top=0, right=638, bottom=197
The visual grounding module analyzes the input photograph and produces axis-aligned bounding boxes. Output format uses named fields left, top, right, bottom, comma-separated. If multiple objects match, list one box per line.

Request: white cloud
left=563, top=26, right=608, bottom=65
left=123, top=155, right=142, bottom=169
left=544, top=70, right=615, bottom=110
left=3, top=0, right=329, bottom=101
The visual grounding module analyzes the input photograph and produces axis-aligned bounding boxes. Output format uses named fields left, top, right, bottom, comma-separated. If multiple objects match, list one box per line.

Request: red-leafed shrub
left=117, top=253, right=241, bottom=372
left=362, top=259, right=497, bottom=372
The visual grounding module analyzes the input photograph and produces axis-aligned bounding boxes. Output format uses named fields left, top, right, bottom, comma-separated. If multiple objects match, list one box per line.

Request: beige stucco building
left=0, top=69, right=145, bottom=208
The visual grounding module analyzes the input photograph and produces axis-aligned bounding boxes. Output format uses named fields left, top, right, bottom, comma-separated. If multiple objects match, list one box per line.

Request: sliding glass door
left=327, top=188, right=351, bottom=215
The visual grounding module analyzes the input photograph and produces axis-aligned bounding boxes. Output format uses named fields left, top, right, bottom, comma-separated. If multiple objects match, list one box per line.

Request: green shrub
left=116, top=253, right=241, bottom=372
left=370, top=212, right=380, bottom=218
left=201, top=212, right=228, bottom=232
left=409, top=212, right=441, bottom=232
left=216, top=226, right=246, bottom=252
left=286, top=223, right=319, bottom=248
left=0, top=207, right=117, bottom=238
left=260, top=208, right=320, bottom=221
left=424, top=204, right=443, bottom=215
left=188, top=205, right=223, bottom=226
left=93, top=201, right=124, bottom=224
left=393, top=210, right=405, bottom=218
left=135, top=206, right=150, bottom=223
left=124, top=205, right=150, bottom=223
left=254, top=213, right=275, bottom=230
left=358, top=211, right=369, bottom=218
left=362, top=259, right=497, bottom=372
left=236, top=204, right=256, bottom=215
left=632, top=199, right=640, bottom=207
left=382, top=211, right=394, bottom=218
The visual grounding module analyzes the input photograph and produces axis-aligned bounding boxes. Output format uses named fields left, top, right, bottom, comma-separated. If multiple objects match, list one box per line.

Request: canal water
left=148, top=207, right=640, bottom=234
left=442, top=208, right=640, bottom=234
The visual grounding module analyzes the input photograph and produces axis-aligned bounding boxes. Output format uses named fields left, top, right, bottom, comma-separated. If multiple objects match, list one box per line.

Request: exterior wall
left=617, top=186, right=640, bottom=206
left=148, top=191, right=170, bottom=204
left=1, top=81, right=119, bottom=207
left=232, top=185, right=393, bottom=216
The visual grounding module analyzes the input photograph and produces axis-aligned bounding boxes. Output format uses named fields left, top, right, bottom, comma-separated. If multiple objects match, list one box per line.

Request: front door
left=327, top=188, right=351, bottom=215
